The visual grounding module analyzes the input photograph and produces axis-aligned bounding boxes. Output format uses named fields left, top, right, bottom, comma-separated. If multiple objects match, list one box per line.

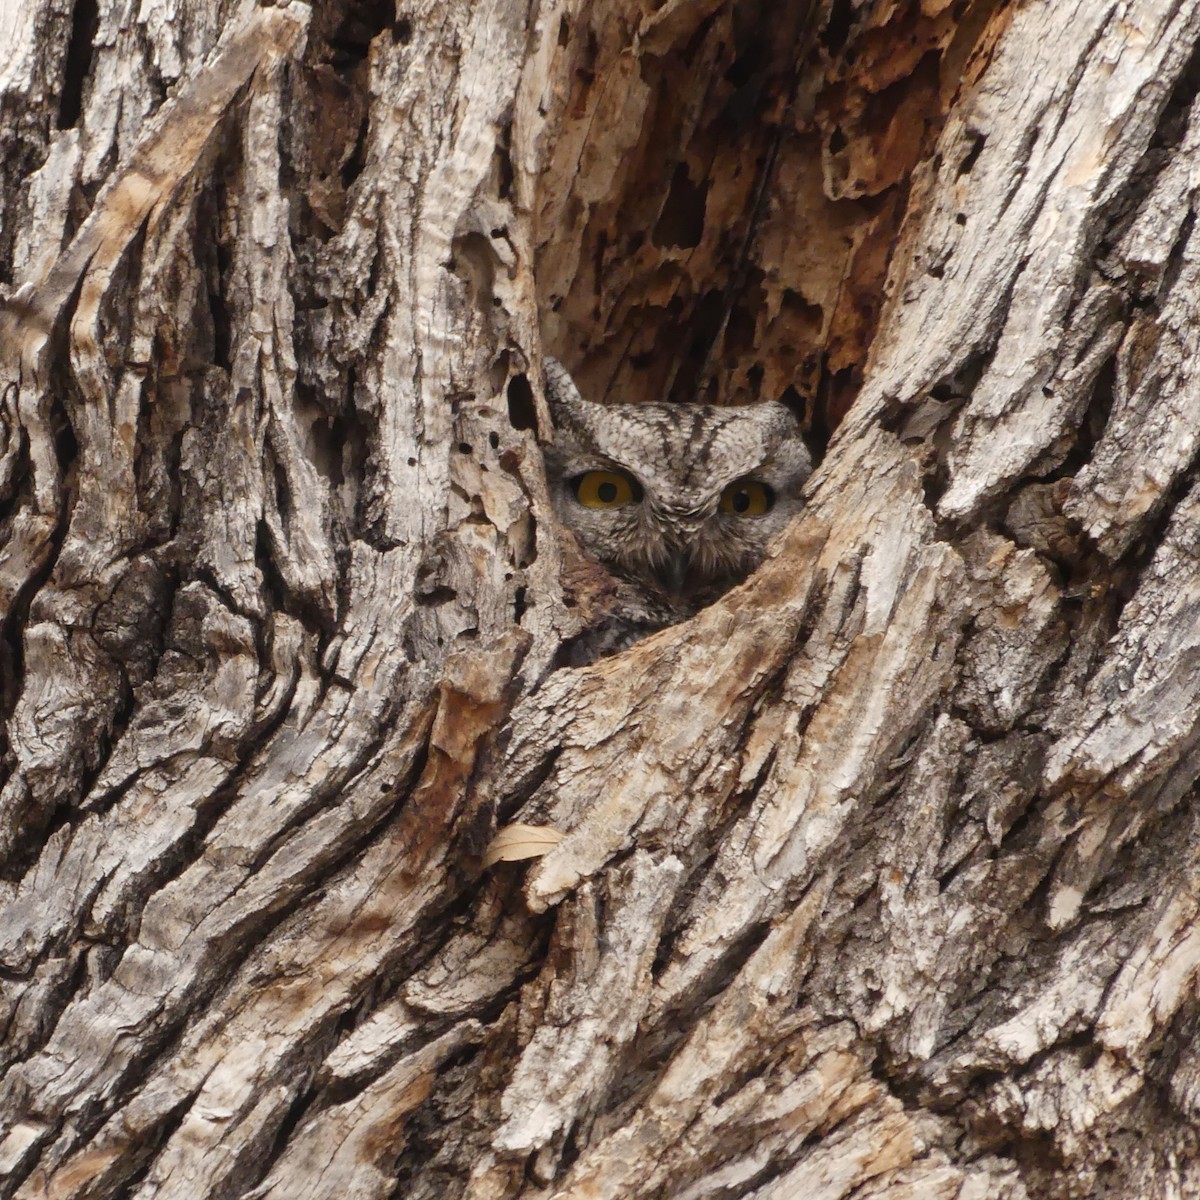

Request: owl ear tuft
left=543, top=357, right=589, bottom=427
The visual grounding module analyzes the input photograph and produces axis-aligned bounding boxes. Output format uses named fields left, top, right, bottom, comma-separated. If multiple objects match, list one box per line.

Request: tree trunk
left=2, top=0, right=1200, bottom=1196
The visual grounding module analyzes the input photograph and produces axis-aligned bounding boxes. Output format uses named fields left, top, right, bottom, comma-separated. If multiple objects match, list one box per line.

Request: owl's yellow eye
left=719, top=479, right=774, bottom=516
left=573, top=470, right=641, bottom=509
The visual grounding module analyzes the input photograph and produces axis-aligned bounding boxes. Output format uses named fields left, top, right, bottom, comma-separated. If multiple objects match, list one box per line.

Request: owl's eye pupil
left=732, top=490, right=751, bottom=513
left=598, top=481, right=618, bottom=503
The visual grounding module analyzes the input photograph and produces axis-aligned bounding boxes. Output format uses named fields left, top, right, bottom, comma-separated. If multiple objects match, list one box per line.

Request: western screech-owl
left=543, top=358, right=812, bottom=654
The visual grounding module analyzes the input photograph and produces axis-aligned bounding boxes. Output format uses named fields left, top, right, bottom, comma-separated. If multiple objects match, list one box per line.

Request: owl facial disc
left=542, top=358, right=812, bottom=602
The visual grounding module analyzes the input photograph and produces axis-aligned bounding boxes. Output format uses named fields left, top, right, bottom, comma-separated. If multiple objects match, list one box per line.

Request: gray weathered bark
left=2, top=0, right=1200, bottom=1196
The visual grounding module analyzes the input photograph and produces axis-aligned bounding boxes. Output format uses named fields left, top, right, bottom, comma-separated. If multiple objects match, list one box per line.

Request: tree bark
left=3, top=0, right=1200, bottom=1197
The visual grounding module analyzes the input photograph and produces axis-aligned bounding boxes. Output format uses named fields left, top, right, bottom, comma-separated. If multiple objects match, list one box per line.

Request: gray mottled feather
left=542, top=357, right=811, bottom=654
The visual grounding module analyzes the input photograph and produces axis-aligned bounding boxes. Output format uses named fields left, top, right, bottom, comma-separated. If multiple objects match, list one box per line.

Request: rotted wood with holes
left=1, top=0, right=1199, bottom=1196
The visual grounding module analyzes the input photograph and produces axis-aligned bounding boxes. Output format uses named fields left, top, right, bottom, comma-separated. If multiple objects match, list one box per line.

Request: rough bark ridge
left=1, top=0, right=1199, bottom=1197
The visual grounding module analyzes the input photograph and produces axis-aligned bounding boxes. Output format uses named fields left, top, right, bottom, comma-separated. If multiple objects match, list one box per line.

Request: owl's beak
left=657, top=549, right=691, bottom=596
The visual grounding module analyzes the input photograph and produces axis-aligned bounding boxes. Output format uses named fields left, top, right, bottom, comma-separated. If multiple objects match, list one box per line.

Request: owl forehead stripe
left=589, top=405, right=769, bottom=484
left=682, top=409, right=757, bottom=487
left=544, top=368, right=804, bottom=498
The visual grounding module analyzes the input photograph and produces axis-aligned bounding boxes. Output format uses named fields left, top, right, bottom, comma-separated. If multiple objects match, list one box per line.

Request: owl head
left=542, top=358, right=812, bottom=601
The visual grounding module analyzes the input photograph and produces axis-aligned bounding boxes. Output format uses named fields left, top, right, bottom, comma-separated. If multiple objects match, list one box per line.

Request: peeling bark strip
left=0, top=2, right=308, bottom=682
left=4, top=0, right=1200, bottom=1197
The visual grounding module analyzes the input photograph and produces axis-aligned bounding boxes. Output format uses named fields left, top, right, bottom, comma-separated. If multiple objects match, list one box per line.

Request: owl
left=542, top=357, right=812, bottom=649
